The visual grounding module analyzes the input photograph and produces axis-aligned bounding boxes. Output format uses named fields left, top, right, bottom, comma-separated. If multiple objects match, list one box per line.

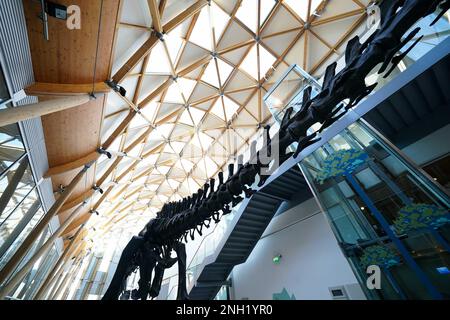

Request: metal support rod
left=0, top=200, right=41, bottom=260
left=60, top=252, right=92, bottom=300
left=45, top=245, right=86, bottom=300
left=51, top=258, right=82, bottom=300
left=39, top=0, right=49, bottom=41
left=80, top=255, right=101, bottom=300
left=0, top=164, right=90, bottom=287
left=0, top=153, right=27, bottom=181
left=32, top=225, right=85, bottom=300
left=345, top=173, right=443, bottom=300
left=4, top=227, right=49, bottom=295
left=359, top=119, right=450, bottom=207
left=0, top=201, right=88, bottom=299
left=0, top=156, right=29, bottom=217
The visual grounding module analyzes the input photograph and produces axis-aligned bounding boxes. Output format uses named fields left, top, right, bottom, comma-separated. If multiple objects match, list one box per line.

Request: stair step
left=268, top=183, right=298, bottom=195
left=251, top=194, right=280, bottom=205
left=222, top=247, right=249, bottom=254
left=246, top=203, right=276, bottom=214
left=234, top=224, right=264, bottom=233
left=216, top=256, right=245, bottom=263
left=272, top=173, right=301, bottom=184
left=241, top=212, right=270, bottom=223
left=238, top=219, right=267, bottom=228
left=228, top=233, right=256, bottom=242
left=225, top=241, right=253, bottom=249
left=270, top=179, right=304, bottom=192
left=260, top=189, right=291, bottom=201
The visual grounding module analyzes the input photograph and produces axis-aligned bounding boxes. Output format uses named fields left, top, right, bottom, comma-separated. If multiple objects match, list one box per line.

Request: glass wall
left=0, top=63, right=59, bottom=300
left=300, top=121, right=450, bottom=300
left=0, top=66, right=10, bottom=108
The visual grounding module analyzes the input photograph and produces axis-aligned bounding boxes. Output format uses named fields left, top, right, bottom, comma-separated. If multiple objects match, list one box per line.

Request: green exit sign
left=273, top=255, right=282, bottom=264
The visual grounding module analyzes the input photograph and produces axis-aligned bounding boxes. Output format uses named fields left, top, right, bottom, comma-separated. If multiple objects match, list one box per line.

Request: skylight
left=127, top=143, right=142, bottom=158
left=146, top=41, right=172, bottom=74
left=177, top=78, right=196, bottom=101
left=157, top=166, right=171, bottom=175
left=168, top=179, right=180, bottom=190
left=171, top=141, right=186, bottom=154
left=202, top=60, right=220, bottom=88
left=163, top=144, right=174, bottom=154
left=211, top=2, right=229, bottom=41
left=204, top=156, right=218, bottom=176
left=140, top=101, right=158, bottom=123
left=201, top=58, right=233, bottom=88
left=179, top=109, right=194, bottom=126
left=240, top=44, right=276, bottom=80
left=164, top=32, right=184, bottom=64
left=217, top=59, right=233, bottom=86
left=187, top=177, right=200, bottom=192
left=211, top=98, right=225, bottom=120
left=189, top=3, right=230, bottom=51
left=190, top=107, right=205, bottom=126
left=164, top=83, right=185, bottom=103
left=284, top=0, right=322, bottom=21
left=223, top=96, right=240, bottom=121
left=181, top=159, right=194, bottom=172
left=235, top=0, right=276, bottom=33
left=156, top=124, right=174, bottom=139
left=129, top=113, right=149, bottom=129
left=199, top=132, right=214, bottom=150
left=189, top=6, right=213, bottom=50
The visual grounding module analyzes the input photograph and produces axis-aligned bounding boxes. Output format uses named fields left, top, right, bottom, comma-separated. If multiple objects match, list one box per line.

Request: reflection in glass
left=300, top=122, right=450, bottom=299
left=0, top=124, right=26, bottom=174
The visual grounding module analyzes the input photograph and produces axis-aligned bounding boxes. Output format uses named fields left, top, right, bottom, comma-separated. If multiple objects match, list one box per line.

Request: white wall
left=230, top=198, right=364, bottom=300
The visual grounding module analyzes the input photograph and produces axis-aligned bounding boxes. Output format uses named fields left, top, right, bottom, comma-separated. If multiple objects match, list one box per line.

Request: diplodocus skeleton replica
left=102, top=0, right=450, bottom=300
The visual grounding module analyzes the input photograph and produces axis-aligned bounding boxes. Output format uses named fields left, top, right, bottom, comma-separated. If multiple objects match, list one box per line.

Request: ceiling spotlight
left=45, top=1, right=68, bottom=20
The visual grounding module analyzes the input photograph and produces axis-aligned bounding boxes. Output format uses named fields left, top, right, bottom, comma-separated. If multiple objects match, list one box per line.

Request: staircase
left=188, top=165, right=309, bottom=300
left=363, top=53, right=450, bottom=149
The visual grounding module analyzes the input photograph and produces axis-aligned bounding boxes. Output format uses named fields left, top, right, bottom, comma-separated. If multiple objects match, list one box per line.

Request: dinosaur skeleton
left=102, top=0, right=450, bottom=300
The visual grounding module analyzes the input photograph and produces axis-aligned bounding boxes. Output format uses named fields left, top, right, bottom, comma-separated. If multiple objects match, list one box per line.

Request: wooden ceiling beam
left=91, top=185, right=114, bottom=212
left=112, top=0, right=207, bottom=83
left=119, top=22, right=151, bottom=31
left=0, top=95, right=91, bottom=128
left=61, top=212, right=91, bottom=238
left=58, top=189, right=96, bottom=214
left=148, top=0, right=163, bottom=33
left=25, top=82, right=111, bottom=96
left=138, top=78, right=174, bottom=109
left=163, top=0, right=206, bottom=34
left=44, top=151, right=99, bottom=178
left=311, top=8, right=365, bottom=27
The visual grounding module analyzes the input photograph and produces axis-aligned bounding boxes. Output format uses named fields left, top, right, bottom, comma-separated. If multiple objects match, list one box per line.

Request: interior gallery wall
left=230, top=198, right=365, bottom=300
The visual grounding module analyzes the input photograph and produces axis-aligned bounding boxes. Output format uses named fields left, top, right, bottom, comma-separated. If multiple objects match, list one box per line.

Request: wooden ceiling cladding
left=22, top=0, right=121, bottom=239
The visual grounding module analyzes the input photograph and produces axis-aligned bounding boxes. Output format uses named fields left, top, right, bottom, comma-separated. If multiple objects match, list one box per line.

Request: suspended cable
left=91, top=0, right=105, bottom=98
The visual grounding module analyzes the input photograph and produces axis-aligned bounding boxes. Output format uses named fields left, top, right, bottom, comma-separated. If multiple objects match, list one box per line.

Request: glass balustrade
left=186, top=201, right=243, bottom=290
